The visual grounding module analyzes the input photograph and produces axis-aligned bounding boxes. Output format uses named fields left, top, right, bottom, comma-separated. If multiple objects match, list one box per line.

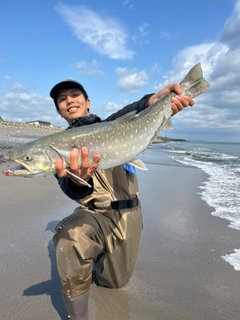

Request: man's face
left=56, top=88, right=90, bottom=124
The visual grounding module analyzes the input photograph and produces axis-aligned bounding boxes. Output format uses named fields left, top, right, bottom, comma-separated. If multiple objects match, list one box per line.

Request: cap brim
left=50, top=80, right=85, bottom=100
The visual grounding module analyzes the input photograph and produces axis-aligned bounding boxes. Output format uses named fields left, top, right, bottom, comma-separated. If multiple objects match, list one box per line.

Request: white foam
left=171, top=155, right=240, bottom=231
left=222, top=249, right=240, bottom=271
left=163, top=143, right=240, bottom=270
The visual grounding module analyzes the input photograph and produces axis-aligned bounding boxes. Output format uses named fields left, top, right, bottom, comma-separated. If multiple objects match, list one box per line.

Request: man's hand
left=55, top=146, right=100, bottom=186
left=147, top=84, right=195, bottom=116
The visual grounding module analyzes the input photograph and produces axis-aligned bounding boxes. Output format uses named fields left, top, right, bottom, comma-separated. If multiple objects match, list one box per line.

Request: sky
left=0, top=0, right=240, bottom=142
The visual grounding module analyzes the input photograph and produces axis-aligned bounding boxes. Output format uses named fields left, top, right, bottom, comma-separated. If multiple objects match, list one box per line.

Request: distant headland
left=154, top=136, right=186, bottom=143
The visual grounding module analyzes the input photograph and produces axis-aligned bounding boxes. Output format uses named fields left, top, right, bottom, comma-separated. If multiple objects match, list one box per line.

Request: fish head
left=3, top=143, right=55, bottom=177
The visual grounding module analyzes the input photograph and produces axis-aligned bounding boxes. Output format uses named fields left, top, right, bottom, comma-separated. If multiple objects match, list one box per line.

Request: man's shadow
left=23, top=221, right=68, bottom=319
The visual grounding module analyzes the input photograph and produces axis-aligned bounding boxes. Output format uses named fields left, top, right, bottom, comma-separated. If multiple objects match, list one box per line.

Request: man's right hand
left=147, top=84, right=195, bottom=116
left=55, top=146, right=100, bottom=186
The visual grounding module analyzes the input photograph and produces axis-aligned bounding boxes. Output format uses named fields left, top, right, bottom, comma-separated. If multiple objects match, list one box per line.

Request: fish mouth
left=3, top=161, right=41, bottom=176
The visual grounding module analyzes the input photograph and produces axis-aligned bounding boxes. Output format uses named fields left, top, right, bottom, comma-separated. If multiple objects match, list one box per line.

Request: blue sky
left=0, top=0, right=239, bottom=142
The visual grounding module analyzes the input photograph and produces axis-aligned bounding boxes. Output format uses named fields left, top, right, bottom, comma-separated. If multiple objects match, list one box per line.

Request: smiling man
left=49, top=79, right=194, bottom=319
left=51, top=81, right=91, bottom=124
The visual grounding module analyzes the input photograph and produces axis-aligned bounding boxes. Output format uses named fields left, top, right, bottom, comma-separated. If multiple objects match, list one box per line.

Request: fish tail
left=180, top=63, right=210, bottom=98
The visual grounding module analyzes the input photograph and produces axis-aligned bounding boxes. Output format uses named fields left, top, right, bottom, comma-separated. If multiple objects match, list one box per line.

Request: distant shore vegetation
left=154, top=136, right=186, bottom=143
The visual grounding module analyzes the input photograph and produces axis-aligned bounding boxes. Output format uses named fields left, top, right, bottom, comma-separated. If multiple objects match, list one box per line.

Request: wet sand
left=1, top=128, right=240, bottom=319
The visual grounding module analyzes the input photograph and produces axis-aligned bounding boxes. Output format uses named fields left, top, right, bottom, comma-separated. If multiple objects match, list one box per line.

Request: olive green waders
left=53, top=166, right=143, bottom=319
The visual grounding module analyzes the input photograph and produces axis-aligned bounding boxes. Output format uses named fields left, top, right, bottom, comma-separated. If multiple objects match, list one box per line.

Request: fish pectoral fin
left=114, top=110, right=138, bottom=122
left=65, top=169, right=92, bottom=188
left=128, top=159, right=148, bottom=170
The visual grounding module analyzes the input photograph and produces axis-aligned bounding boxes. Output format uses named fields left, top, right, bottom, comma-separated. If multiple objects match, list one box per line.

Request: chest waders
left=53, top=166, right=143, bottom=319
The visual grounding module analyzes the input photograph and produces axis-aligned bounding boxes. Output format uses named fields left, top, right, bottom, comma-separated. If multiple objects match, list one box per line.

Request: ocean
left=143, top=141, right=240, bottom=271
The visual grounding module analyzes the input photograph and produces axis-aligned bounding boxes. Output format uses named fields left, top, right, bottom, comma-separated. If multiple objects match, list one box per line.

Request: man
left=49, top=80, right=194, bottom=319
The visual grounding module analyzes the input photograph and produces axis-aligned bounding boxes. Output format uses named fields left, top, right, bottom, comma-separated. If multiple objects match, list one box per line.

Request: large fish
left=3, top=63, right=210, bottom=187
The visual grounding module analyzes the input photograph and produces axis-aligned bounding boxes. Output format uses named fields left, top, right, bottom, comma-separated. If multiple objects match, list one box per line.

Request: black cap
left=49, top=80, right=88, bottom=104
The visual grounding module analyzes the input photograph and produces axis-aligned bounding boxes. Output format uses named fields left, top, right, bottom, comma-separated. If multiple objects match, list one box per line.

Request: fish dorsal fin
left=158, top=93, right=166, bottom=100
left=115, top=110, right=138, bottom=122
left=162, top=118, right=173, bottom=131
left=128, top=158, right=148, bottom=170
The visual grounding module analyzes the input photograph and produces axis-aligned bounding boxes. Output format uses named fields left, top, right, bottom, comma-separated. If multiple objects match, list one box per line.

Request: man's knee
left=53, top=209, right=101, bottom=244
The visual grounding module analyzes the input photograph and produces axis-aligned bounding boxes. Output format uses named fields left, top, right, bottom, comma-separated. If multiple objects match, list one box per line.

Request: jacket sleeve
left=55, top=175, right=94, bottom=200
left=105, top=94, right=154, bottom=121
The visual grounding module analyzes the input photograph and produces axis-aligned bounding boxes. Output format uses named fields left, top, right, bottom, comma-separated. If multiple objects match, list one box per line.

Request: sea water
left=155, top=141, right=240, bottom=271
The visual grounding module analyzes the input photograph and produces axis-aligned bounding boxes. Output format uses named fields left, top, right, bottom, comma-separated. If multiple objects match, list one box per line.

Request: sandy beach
left=1, top=127, right=240, bottom=319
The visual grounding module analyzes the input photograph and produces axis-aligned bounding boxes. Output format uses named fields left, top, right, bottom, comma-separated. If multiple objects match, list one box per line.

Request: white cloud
left=151, top=63, right=162, bottom=74
left=96, top=101, right=128, bottom=119
left=103, top=101, right=121, bottom=112
left=115, top=67, right=149, bottom=94
left=75, top=60, right=104, bottom=77
left=160, top=31, right=171, bottom=40
left=123, top=0, right=135, bottom=10
left=138, top=23, right=148, bottom=33
left=132, top=22, right=149, bottom=45
left=55, top=3, right=135, bottom=60
left=9, top=82, right=25, bottom=91
left=221, top=0, right=240, bottom=49
left=123, top=0, right=130, bottom=6
left=0, top=92, right=64, bottom=127
left=150, top=0, right=240, bottom=141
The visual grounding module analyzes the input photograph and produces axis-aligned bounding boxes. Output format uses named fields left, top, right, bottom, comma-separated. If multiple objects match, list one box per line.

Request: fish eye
left=23, top=154, right=32, bottom=161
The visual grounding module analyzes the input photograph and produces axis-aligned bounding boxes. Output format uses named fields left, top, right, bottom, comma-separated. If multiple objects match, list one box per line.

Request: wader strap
left=111, top=197, right=138, bottom=209
left=88, top=196, right=138, bottom=211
